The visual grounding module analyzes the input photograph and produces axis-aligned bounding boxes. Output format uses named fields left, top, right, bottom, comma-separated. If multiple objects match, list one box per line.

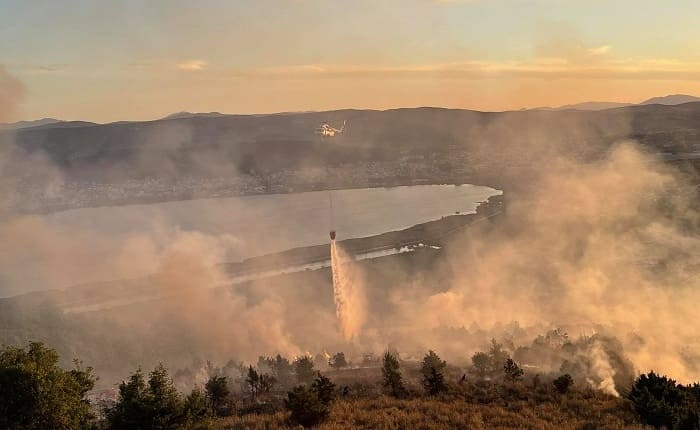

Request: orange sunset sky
left=2, top=0, right=700, bottom=122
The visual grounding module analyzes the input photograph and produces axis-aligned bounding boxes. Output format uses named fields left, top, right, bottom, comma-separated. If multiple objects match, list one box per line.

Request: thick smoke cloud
left=392, top=144, right=700, bottom=383
left=0, top=70, right=319, bottom=386
left=1, top=66, right=698, bottom=391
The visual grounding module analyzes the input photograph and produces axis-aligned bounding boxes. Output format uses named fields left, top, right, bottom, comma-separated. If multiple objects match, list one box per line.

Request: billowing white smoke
left=587, top=341, right=618, bottom=396
left=2, top=63, right=698, bottom=393
left=401, top=143, right=700, bottom=384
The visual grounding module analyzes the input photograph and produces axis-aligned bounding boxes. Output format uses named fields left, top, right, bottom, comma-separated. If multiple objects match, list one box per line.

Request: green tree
left=258, top=373, right=277, bottom=394
left=257, top=356, right=275, bottom=374
left=183, top=387, right=210, bottom=422
left=271, top=354, right=294, bottom=388
left=107, top=364, right=186, bottom=430
left=107, top=369, right=148, bottom=429
left=294, top=355, right=316, bottom=385
left=312, top=372, right=336, bottom=405
left=503, top=358, right=524, bottom=384
left=246, top=365, right=260, bottom=400
left=285, top=373, right=336, bottom=428
left=285, top=385, right=329, bottom=428
left=245, top=365, right=276, bottom=399
left=421, top=350, right=448, bottom=395
left=471, top=351, right=490, bottom=379
left=487, top=339, right=509, bottom=376
left=146, top=364, right=184, bottom=428
left=330, top=352, right=348, bottom=370
left=382, top=351, right=406, bottom=397
left=0, top=342, right=96, bottom=430
left=553, top=374, right=574, bottom=394
left=204, top=375, right=230, bottom=416
left=627, top=371, right=700, bottom=429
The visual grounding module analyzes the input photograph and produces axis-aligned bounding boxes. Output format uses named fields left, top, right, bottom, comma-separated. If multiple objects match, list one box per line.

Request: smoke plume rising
left=401, top=143, right=700, bottom=383
left=1, top=64, right=698, bottom=393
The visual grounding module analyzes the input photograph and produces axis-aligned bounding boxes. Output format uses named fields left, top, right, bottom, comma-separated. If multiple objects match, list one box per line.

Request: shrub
left=285, top=372, right=337, bottom=428
left=553, top=374, right=574, bottom=394
left=285, top=386, right=328, bottom=428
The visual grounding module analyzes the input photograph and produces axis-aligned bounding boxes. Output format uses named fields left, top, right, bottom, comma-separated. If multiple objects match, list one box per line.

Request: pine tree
left=312, top=372, right=336, bottom=405
left=294, top=355, right=316, bottom=385
left=503, top=358, right=524, bottom=384
left=330, top=352, right=348, bottom=370
left=471, top=351, right=490, bottom=379
left=382, top=351, right=406, bottom=397
left=204, top=375, right=229, bottom=415
left=421, top=350, right=448, bottom=395
left=246, top=365, right=260, bottom=400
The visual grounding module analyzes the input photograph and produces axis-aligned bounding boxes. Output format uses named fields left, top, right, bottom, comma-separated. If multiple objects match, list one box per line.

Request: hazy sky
left=2, top=0, right=700, bottom=122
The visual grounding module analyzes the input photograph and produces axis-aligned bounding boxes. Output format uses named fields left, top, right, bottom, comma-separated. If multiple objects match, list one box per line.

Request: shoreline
left=222, top=194, right=503, bottom=276
left=22, top=176, right=490, bottom=215
left=0, top=195, right=504, bottom=308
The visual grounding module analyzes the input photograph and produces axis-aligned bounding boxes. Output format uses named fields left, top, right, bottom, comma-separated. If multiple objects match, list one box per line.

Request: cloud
left=227, top=57, right=700, bottom=81
left=176, top=60, right=208, bottom=71
left=17, top=64, right=65, bottom=74
left=432, top=0, right=483, bottom=3
left=588, top=45, right=612, bottom=56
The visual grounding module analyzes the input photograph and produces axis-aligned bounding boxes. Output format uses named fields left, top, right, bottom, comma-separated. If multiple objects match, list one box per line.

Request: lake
left=45, top=184, right=501, bottom=263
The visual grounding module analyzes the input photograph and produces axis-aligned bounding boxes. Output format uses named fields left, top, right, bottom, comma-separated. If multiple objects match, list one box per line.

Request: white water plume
left=330, top=240, right=366, bottom=341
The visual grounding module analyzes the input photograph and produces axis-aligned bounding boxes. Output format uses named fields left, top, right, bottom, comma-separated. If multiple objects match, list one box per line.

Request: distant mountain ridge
left=160, top=111, right=227, bottom=120
left=0, top=118, right=64, bottom=130
left=3, top=101, right=700, bottom=185
left=640, top=94, right=700, bottom=105
left=161, top=95, right=700, bottom=117
left=536, top=94, right=700, bottom=111
left=535, top=102, right=632, bottom=111
left=7, top=94, right=700, bottom=127
left=0, top=118, right=100, bottom=131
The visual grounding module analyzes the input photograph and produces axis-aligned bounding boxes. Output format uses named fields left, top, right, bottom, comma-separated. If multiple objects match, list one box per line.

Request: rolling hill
left=537, top=94, right=700, bottom=111
left=2, top=103, right=700, bottom=179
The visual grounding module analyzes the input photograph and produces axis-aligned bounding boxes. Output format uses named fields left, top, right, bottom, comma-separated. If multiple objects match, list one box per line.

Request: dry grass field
left=211, top=394, right=647, bottom=430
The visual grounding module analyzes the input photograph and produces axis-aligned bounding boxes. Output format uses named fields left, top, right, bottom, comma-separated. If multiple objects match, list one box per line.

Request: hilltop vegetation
left=3, top=341, right=699, bottom=429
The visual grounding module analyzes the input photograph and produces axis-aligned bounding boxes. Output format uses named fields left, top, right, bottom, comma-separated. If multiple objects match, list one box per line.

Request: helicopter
left=314, top=120, right=346, bottom=137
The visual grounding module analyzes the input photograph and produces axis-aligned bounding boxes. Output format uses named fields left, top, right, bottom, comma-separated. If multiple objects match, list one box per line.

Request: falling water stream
left=330, top=239, right=365, bottom=340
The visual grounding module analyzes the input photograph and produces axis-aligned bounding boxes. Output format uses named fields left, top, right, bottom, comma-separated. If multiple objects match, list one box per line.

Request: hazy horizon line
left=6, top=93, right=700, bottom=125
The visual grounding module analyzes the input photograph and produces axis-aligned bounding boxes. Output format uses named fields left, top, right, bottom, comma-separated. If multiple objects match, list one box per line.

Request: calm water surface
left=46, top=184, right=501, bottom=262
